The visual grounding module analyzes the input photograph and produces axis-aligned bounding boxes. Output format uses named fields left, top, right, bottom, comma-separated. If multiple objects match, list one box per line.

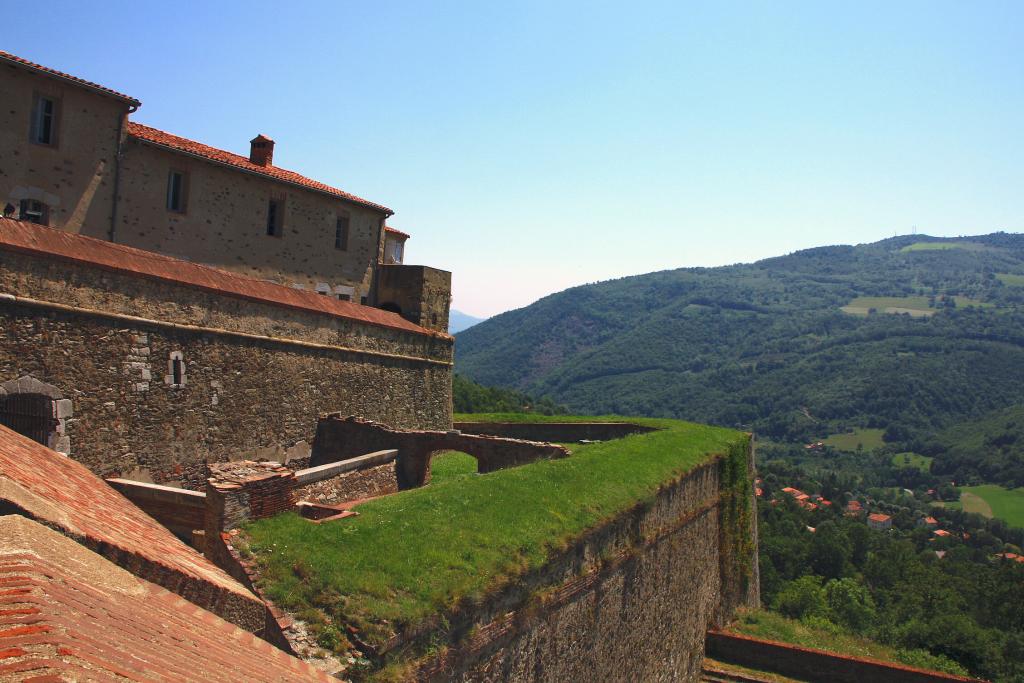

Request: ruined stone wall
left=0, top=62, right=129, bottom=236
left=0, top=251, right=452, bottom=486
left=453, top=421, right=657, bottom=442
left=117, top=139, right=387, bottom=300
left=402, top=441, right=759, bottom=682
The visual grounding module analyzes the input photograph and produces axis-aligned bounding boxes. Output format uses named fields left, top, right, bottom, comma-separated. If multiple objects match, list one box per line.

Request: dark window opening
left=19, top=199, right=49, bottom=226
left=0, top=393, right=55, bottom=446
left=267, top=199, right=283, bottom=236
left=335, top=216, right=350, bottom=250
left=172, top=358, right=183, bottom=386
left=360, top=296, right=368, bottom=305
left=338, top=293, right=351, bottom=302
left=167, top=171, right=187, bottom=212
left=31, top=95, right=57, bottom=145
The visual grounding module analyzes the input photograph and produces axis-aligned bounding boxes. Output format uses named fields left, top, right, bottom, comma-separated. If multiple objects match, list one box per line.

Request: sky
left=5, top=1, right=1022, bottom=317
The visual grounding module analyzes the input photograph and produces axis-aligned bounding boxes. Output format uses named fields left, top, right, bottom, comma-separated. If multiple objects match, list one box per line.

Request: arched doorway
left=0, top=377, right=71, bottom=454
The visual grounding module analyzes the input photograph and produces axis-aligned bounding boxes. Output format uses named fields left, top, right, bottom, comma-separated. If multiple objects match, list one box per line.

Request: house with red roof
left=917, top=516, right=939, bottom=529
left=867, top=513, right=892, bottom=531
left=0, top=49, right=449, bottom=333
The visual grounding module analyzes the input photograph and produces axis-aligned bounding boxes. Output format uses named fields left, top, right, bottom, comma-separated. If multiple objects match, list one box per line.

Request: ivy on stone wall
left=718, top=434, right=756, bottom=603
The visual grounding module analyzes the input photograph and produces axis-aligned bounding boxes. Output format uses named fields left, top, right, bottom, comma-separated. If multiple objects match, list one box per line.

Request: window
left=166, top=171, right=187, bottom=212
left=266, top=198, right=284, bottom=236
left=172, top=358, right=183, bottom=385
left=166, top=351, right=186, bottom=388
left=18, top=199, right=48, bottom=226
left=335, top=216, right=350, bottom=250
left=30, top=94, right=58, bottom=146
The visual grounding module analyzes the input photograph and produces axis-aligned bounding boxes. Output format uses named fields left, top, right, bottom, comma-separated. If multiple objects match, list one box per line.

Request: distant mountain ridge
left=456, top=233, right=1024, bottom=446
left=449, top=309, right=486, bottom=334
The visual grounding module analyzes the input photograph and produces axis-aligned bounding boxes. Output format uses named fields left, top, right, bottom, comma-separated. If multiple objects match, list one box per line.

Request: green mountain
left=456, top=234, right=1024, bottom=447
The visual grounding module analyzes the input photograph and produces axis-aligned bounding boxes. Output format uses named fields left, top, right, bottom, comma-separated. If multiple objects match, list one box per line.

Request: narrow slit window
left=335, top=216, right=350, bottom=250
left=167, top=351, right=186, bottom=388
left=167, top=171, right=186, bottom=212
left=267, top=199, right=283, bottom=236
left=172, top=358, right=183, bottom=385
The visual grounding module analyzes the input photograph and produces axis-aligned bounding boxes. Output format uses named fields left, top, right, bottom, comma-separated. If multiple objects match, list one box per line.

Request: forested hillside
left=457, top=233, right=1024, bottom=450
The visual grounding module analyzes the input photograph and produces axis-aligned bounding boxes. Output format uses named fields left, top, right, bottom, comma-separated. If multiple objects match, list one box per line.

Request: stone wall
left=454, top=421, right=657, bottom=442
left=705, top=631, right=983, bottom=683
left=0, top=249, right=452, bottom=486
left=310, top=415, right=570, bottom=488
left=400, top=442, right=759, bottom=682
left=295, top=460, right=399, bottom=505
left=106, top=478, right=206, bottom=540
left=116, top=138, right=388, bottom=300
left=0, top=61, right=130, bottom=236
left=376, top=264, right=452, bottom=333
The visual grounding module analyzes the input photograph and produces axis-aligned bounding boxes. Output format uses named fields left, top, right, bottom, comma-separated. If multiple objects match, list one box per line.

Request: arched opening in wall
left=429, top=450, right=479, bottom=485
left=0, top=377, right=71, bottom=454
left=379, top=302, right=402, bottom=315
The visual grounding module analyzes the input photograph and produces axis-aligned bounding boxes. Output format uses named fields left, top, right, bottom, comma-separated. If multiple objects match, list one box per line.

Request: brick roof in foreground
left=0, top=218, right=443, bottom=338
left=0, top=515, right=333, bottom=682
left=127, top=122, right=393, bottom=214
left=0, top=424, right=264, bottom=626
left=0, top=49, right=141, bottom=107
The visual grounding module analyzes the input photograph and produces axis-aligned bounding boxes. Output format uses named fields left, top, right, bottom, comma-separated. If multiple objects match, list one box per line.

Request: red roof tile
left=0, top=218, right=446, bottom=339
left=127, top=121, right=393, bottom=214
left=0, top=50, right=140, bottom=107
left=0, top=424, right=263, bottom=627
left=0, top=516, right=334, bottom=682
left=868, top=513, right=891, bottom=523
left=385, top=225, right=411, bottom=239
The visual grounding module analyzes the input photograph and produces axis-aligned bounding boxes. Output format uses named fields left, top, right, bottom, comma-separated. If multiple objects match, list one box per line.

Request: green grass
left=244, top=415, right=746, bottom=650
left=997, top=273, right=1024, bottom=287
left=891, top=452, right=933, bottom=473
left=823, top=428, right=886, bottom=451
left=955, top=484, right=1024, bottom=526
left=730, top=609, right=968, bottom=676
left=429, top=451, right=478, bottom=484
left=840, top=296, right=935, bottom=317
left=900, top=241, right=991, bottom=252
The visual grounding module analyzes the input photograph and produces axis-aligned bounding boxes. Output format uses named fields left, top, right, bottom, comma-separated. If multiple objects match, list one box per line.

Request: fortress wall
left=453, top=421, right=657, bottom=442
left=407, top=440, right=758, bottom=682
left=0, top=251, right=452, bottom=487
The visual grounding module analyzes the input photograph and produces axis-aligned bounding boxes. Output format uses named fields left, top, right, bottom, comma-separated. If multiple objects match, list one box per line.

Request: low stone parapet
left=106, top=478, right=206, bottom=540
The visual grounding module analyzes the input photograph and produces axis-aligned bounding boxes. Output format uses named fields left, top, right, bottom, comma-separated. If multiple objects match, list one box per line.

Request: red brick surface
left=0, top=517, right=334, bottom=682
left=0, top=218, right=444, bottom=338
left=128, top=122, right=392, bottom=214
left=0, top=49, right=140, bottom=105
left=0, top=425, right=263, bottom=625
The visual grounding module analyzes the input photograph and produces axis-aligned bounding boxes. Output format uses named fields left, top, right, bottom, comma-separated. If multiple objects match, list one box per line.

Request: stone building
left=0, top=49, right=449, bottom=332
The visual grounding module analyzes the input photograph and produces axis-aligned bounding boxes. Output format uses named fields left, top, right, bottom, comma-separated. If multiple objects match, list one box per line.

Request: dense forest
left=452, top=374, right=566, bottom=415
left=457, top=234, right=1024, bottom=475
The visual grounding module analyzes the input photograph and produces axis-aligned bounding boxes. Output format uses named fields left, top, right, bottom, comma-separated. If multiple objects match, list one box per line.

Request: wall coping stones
left=294, top=449, right=398, bottom=485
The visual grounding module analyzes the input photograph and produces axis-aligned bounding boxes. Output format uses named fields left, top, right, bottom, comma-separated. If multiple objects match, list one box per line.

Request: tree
left=825, top=578, right=877, bottom=631
left=773, top=575, right=827, bottom=620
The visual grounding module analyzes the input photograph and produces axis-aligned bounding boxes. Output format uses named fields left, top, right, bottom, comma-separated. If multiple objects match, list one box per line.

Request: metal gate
left=0, top=393, right=56, bottom=446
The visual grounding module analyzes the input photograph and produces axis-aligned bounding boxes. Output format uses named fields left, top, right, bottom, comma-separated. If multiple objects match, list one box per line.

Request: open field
left=892, top=452, right=932, bottom=473
left=840, top=296, right=934, bottom=317
left=823, top=428, right=886, bottom=451
left=955, top=484, right=1024, bottom=527
left=900, top=241, right=991, bottom=253
left=244, top=415, right=747, bottom=648
left=997, top=273, right=1024, bottom=287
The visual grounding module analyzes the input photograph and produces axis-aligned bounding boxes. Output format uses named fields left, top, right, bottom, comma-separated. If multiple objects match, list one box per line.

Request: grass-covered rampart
left=241, top=414, right=749, bottom=669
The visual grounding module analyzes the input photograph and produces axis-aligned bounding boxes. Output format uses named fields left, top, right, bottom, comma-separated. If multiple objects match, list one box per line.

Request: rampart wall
left=453, top=421, right=657, bottom=442
left=0, top=247, right=452, bottom=487
left=395, top=437, right=759, bottom=682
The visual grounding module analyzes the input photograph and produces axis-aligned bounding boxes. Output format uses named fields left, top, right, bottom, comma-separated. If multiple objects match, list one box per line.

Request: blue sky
left=6, top=1, right=1022, bottom=317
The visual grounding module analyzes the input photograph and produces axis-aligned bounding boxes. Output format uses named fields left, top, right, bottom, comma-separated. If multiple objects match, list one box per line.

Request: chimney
left=249, top=134, right=274, bottom=167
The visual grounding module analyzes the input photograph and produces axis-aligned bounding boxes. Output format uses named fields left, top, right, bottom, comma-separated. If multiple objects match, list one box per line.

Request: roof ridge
left=0, top=49, right=140, bottom=106
left=126, top=121, right=393, bottom=215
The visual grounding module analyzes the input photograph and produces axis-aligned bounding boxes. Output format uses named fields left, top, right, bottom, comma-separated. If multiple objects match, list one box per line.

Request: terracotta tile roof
left=385, top=225, right=411, bottom=239
left=127, top=121, right=393, bottom=214
left=0, top=218, right=446, bottom=339
left=0, top=424, right=264, bottom=627
left=0, top=49, right=140, bottom=107
left=868, top=513, right=891, bottom=523
left=0, top=515, right=334, bottom=682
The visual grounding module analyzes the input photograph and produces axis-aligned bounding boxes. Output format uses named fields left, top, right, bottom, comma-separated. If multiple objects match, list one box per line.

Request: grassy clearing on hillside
left=823, top=428, right=886, bottom=451
left=244, top=415, right=746, bottom=650
left=730, top=609, right=968, bottom=676
left=892, top=452, right=933, bottom=473
left=956, top=484, right=1024, bottom=526
left=841, top=296, right=934, bottom=317
left=997, top=273, right=1024, bottom=287
left=900, top=241, right=991, bottom=252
